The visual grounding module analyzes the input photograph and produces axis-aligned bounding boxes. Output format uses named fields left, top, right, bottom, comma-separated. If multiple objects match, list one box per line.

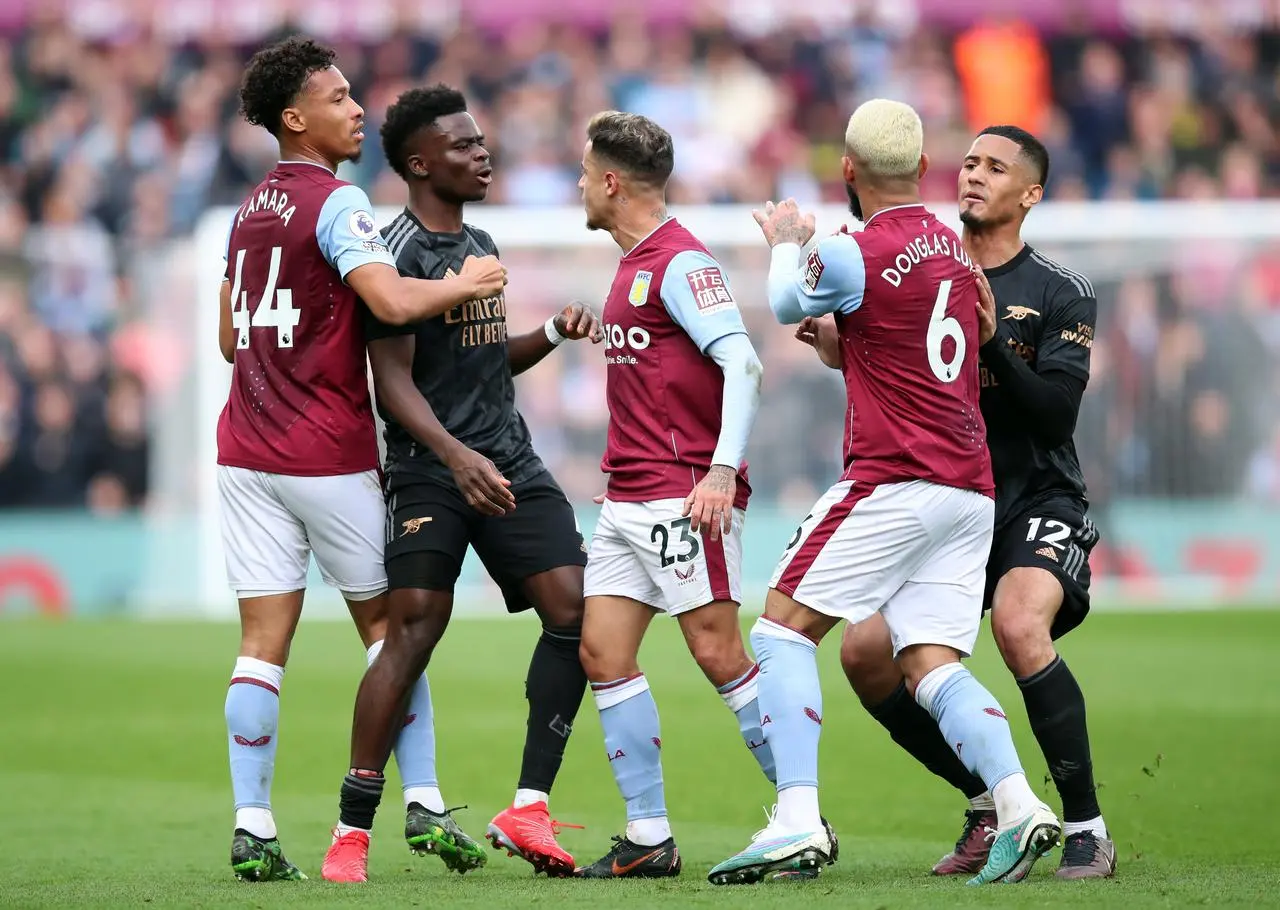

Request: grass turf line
left=1, top=610, right=1277, bottom=907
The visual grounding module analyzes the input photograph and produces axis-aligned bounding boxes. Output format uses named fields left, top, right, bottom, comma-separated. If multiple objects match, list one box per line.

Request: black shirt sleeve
left=979, top=340, right=1087, bottom=449
left=1034, top=292, right=1096, bottom=382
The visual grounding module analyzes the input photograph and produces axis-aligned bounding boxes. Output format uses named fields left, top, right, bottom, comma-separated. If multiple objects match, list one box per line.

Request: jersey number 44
left=228, top=245, right=302, bottom=349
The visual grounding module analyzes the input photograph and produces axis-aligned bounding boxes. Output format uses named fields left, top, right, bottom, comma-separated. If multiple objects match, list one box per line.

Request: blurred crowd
left=0, top=1, right=1277, bottom=510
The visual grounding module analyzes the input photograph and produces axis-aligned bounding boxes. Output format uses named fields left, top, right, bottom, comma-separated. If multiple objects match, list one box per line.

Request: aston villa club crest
left=628, top=270, right=653, bottom=306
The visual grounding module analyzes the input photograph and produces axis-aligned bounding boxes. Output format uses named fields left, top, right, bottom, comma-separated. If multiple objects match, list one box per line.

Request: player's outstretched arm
left=757, top=204, right=866, bottom=325
left=348, top=258, right=506, bottom=326
left=368, top=336, right=515, bottom=515
left=315, top=187, right=507, bottom=325
left=217, top=280, right=235, bottom=363
left=507, top=302, right=603, bottom=376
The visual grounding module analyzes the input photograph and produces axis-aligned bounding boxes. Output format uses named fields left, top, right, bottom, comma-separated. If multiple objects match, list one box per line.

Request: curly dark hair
left=380, top=84, right=468, bottom=179
left=239, top=37, right=336, bottom=137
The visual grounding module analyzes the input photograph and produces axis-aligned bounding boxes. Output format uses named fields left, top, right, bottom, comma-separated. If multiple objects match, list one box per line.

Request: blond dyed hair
left=844, top=99, right=924, bottom=179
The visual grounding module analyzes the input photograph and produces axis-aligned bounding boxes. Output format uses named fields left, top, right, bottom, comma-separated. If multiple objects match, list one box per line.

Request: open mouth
left=962, top=192, right=984, bottom=203
left=476, top=169, right=493, bottom=186
left=353, top=124, right=366, bottom=141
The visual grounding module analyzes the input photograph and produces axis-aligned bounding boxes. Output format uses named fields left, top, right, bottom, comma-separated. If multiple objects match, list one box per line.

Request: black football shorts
left=983, top=496, right=1100, bottom=640
left=384, top=470, right=587, bottom=610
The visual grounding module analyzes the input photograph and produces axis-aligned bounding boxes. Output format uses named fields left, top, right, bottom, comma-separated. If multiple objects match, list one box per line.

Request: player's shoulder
left=462, top=223, right=498, bottom=254
left=656, top=219, right=714, bottom=259
left=1021, top=245, right=1096, bottom=304
left=379, top=210, right=432, bottom=272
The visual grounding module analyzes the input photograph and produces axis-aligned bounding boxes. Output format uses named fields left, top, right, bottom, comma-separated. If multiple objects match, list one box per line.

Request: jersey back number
left=228, top=246, right=303, bottom=349
left=926, top=278, right=966, bottom=384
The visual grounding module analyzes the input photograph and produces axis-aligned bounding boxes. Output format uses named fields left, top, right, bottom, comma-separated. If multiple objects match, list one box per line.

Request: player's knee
left=689, top=629, right=748, bottom=686
left=839, top=623, right=900, bottom=705
left=529, top=571, right=585, bottom=628
left=990, top=605, right=1054, bottom=677
left=387, top=589, right=451, bottom=659
left=577, top=632, right=614, bottom=682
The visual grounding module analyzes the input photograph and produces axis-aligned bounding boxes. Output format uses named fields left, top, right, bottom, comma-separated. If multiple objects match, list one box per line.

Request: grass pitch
left=2, top=610, right=1278, bottom=907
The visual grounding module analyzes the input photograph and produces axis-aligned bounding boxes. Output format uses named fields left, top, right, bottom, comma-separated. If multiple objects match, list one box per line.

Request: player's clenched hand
left=973, top=265, right=997, bottom=345
left=752, top=199, right=816, bottom=248
left=555, top=302, right=604, bottom=343
left=460, top=255, right=507, bottom=298
left=446, top=444, right=515, bottom=516
left=794, top=315, right=842, bottom=369
left=683, top=464, right=736, bottom=541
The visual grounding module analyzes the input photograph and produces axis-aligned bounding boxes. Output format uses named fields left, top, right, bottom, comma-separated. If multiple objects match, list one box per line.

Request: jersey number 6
left=927, top=278, right=966, bottom=383
left=228, top=246, right=302, bottom=349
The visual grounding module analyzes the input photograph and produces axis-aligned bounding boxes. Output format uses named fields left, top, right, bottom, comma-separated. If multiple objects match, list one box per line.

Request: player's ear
left=603, top=170, right=620, bottom=197
left=917, top=153, right=930, bottom=180
left=279, top=106, right=306, bottom=136
left=1022, top=182, right=1044, bottom=210
left=840, top=155, right=855, bottom=184
left=405, top=154, right=428, bottom=180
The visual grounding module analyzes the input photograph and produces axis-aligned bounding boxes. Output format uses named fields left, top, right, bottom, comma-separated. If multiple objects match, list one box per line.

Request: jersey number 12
left=228, top=246, right=302, bottom=349
left=927, top=279, right=966, bottom=383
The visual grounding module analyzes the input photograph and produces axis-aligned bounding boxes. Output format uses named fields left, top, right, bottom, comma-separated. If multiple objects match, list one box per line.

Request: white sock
left=969, top=791, right=995, bottom=812
left=514, top=788, right=549, bottom=809
left=334, top=822, right=370, bottom=838
left=992, top=773, right=1041, bottom=827
left=626, top=816, right=672, bottom=846
left=404, top=786, right=445, bottom=813
left=1063, top=816, right=1107, bottom=839
left=235, top=807, right=277, bottom=840
left=776, top=785, right=821, bottom=832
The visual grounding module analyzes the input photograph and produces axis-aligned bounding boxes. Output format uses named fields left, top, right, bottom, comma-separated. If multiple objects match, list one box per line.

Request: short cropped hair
left=977, top=124, right=1051, bottom=187
left=381, top=84, right=469, bottom=179
left=586, top=111, right=674, bottom=189
left=240, top=36, right=335, bottom=137
left=843, top=99, right=924, bottom=180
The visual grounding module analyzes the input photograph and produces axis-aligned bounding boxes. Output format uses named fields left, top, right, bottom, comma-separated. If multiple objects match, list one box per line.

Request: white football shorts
left=584, top=497, right=744, bottom=615
left=771, top=479, right=993, bottom=656
left=217, top=465, right=387, bottom=601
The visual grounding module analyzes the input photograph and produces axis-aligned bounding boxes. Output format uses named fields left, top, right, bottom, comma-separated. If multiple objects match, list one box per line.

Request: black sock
left=517, top=624, right=587, bottom=793
left=339, top=770, right=385, bottom=831
left=869, top=682, right=988, bottom=801
left=1018, top=655, right=1101, bottom=823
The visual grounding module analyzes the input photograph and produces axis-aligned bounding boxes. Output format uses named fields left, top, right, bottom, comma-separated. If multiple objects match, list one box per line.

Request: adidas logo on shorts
left=1035, top=546, right=1059, bottom=563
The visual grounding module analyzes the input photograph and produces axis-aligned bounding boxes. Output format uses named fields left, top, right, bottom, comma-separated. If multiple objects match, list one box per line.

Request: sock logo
left=403, top=713, right=417, bottom=727
left=549, top=715, right=573, bottom=738
left=983, top=707, right=1007, bottom=719
left=804, top=707, right=822, bottom=726
left=761, top=714, right=772, bottom=726
left=747, top=737, right=766, bottom=751
left=607, top=748, right=626, bottom=761
left=233, top=734, right=272, bottom=747
left=651, top=737, right=662, bottom=749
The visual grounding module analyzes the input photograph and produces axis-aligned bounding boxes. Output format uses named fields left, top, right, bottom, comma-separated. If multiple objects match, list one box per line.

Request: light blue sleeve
left=658, top=249, right=749, bottom=353
left=315, top=184, right=396, bottom=280
left=705, top=332, right=762, bottom=469
left=766, top=232, right=866, bottom=324
left=222, top=210, right=236, bottom=278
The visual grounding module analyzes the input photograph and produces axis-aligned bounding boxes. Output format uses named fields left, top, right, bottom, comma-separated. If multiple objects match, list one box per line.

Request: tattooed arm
left=752, top=198, right=817, bottom=248
left=759, top=211, right=868, bottom=326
